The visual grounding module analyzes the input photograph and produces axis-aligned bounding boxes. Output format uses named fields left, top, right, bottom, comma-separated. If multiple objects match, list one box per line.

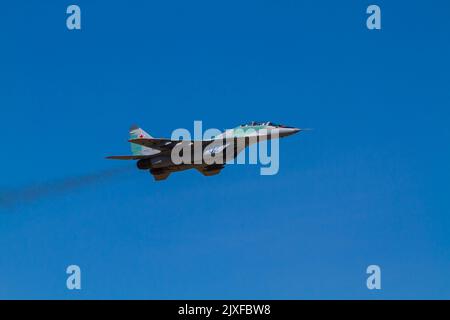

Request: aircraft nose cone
left=279, top=127, right=301, bottom=137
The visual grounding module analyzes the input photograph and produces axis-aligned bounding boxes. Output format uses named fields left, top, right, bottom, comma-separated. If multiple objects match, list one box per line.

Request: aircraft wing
left=129, top=138, right=214, bottom=151
left=128, top=138, right=177, bottom=151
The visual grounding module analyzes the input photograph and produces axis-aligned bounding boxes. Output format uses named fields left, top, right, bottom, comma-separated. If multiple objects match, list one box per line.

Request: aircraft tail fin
left=129, top=125, right=158, bottom=156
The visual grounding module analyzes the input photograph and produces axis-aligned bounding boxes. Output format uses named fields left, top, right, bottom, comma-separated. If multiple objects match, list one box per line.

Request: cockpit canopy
left=239, top=121, right=288, bottom=128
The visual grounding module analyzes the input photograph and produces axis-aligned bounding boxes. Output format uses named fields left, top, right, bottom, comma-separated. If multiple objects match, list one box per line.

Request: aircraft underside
left=149, top=163, right=225, bottom=181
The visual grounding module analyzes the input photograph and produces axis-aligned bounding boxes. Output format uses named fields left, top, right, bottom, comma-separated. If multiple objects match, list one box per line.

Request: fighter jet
left=107, top=122, right=302, bottom=181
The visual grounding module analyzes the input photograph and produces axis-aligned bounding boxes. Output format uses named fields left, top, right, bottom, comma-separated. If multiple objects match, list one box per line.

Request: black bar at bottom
left=0, top=300, right=446, bottom=318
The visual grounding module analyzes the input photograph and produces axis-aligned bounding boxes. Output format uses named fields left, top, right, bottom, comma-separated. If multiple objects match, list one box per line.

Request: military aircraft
left=107, top=122, right=302, bottom=181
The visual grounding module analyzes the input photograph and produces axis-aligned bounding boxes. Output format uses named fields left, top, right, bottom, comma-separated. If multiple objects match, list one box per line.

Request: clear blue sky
left=1, top=0, right=449, bottom=299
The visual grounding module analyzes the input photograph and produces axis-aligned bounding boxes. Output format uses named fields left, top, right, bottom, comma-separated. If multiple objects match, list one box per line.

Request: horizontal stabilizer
left=106, top=155, right=151, bottom=160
